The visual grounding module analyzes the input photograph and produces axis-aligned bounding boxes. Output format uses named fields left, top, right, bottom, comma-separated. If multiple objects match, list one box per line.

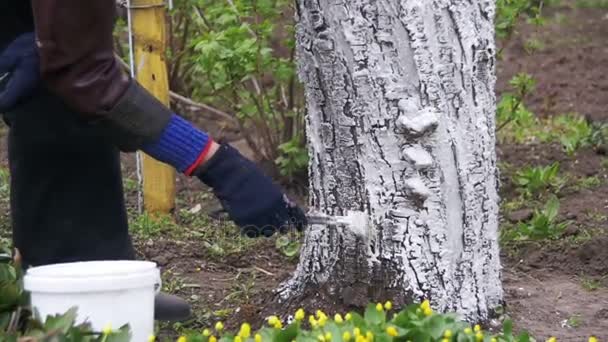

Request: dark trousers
left=3, top=86, right=135, bottom=267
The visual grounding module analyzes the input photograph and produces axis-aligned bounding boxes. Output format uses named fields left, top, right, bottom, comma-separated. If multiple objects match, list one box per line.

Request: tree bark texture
left=277, top=0, right=502, bottom=322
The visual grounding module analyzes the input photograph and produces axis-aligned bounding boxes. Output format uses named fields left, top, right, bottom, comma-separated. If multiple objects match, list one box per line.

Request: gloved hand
left=195, top=143, right=307, bottom=238
left=0, top=32, right=40, bottom=112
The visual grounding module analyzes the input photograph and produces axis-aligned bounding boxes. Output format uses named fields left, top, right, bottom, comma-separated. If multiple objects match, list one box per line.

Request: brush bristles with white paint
left=307, top=211, right=370, bottom=238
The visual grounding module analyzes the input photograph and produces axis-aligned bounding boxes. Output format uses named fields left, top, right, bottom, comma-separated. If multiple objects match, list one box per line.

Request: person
left=0, top=1, right=307, bottom=321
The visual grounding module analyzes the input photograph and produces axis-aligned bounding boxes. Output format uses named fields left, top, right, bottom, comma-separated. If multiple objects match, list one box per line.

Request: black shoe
left=154, top=292, right=191, bottom=321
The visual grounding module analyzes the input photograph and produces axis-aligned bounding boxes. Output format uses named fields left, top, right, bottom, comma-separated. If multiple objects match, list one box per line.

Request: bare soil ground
left=0, top=1, right=607, bottom=341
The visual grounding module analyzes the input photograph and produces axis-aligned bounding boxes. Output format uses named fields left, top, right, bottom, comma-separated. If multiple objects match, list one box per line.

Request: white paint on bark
left=277, top=0, right=502, bottom=322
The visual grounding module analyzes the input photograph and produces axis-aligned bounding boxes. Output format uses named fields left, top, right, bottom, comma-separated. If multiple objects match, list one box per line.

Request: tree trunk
left=277, top=0, right=502, bottom=322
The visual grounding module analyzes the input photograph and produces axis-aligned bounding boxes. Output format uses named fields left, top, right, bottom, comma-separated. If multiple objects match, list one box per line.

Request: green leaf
left=104, top=325, right=132, bottom=342
left=424, top=315, right=447, bottom=340
left=43, top=307, right=78, bottom=334
left=544, top=195, right=560, bottom=221
left=364, top=304, right=385, bottom=325
left=516, top=331, right=532, bottom=342
left=348, top=312, right=367, bottom=329
left=502, top=319, right=514, bottom=340
left=275, top=322, right=299, bottom=342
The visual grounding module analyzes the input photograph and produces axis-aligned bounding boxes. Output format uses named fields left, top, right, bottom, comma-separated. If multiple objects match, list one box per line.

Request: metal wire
left=125, top=0, right=144, bottom=213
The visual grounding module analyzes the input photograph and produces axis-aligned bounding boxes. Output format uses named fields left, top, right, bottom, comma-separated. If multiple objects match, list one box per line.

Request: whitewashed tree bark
left=276, top=0, right=502, bottom=322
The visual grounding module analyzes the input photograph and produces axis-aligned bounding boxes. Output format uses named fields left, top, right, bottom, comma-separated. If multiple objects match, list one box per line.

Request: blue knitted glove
left=195, top=143, right=308, bottom=238
left=0, top=32, right=40, bottom=112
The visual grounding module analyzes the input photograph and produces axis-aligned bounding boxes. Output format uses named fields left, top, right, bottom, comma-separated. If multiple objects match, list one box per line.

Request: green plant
left=496, top=0, right=545, bottom=41
left=502, top=195, right=568, bottom=241
left=554, top=114, right=594, bottom=155
left=114, top=0, right=307, bottom=180
left=497, top=73, right=537, bottom=136
left=512, top=162, right=565, bottom=197
left=182, top=0, right=306, bottom=178
left=171, top=302, right=537, bottom=342
left=275, top=234, right=301, bottom=259
left=275, top=135, right=309, bottom=180
left=523, top=37, right=545, bottom=53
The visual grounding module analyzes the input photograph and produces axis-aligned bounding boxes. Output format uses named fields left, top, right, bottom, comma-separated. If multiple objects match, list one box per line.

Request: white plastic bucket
left=24, top=260, right=161, bottom=342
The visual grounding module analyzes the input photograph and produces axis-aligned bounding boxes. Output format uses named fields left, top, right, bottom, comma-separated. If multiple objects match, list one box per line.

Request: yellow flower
left=384, top=301, right=393, bottom=310
left=203, top=329, right=211, bottom=337
left=295, top=308, right=306, bottom=321
left=309, top=315, right=319, bottom=329
left=267, top=316, right=280, bottom=326
left=474, top=324, right=482, bottom=332
left=491, top=338, right=498, bottom=342
left=546, top=338, right=557, bottom=342
left=589, top=337, right=598, bottom=342
left=366, top=332, right=373, bottom=342
left=353, top=328, right=361, bottom=337
left=255, top=334, right=263, bottom=342
left=376, top=303, right=384, bottom=312
left=209, top=336, right=217, bottom=342
left=420, top=300, right=430, bottom=311
left=102, top=324, right=112, bottom=335
left=343, top=331, right=352, bottom=341
left=345, top=313, right=353, bottom=321
left=420, top=300, right=432, bottom=316
left=476, top=332, right=484, bottom=342
left=316, top=310, right=326, bottom=318
left=239, top=323, right=251, bottom=338
left=355, top=335, right=366, bottom=342
left=443, top=330, right=452, bottom=338
left=441, top=339, right=449, bottom=342
left=274, top=320, right=283, bottom=329
left=215, top=321, right=224, bottom=332
left=177, top=337, right=187, bottom=342
left=325, top=332, right=333, bottom=340
left=464, top=327, right=473, bottom=334
left=318, top=315, right=328, bottom=327
left=334, top=313, right=344, bottom=324
left=235, top=336, right=243, bottom=342
left=148, top=335, right=156, bottom=342
left=386, top=326, right=398, bottom=337
left=318, top=334, right=326, bottom=342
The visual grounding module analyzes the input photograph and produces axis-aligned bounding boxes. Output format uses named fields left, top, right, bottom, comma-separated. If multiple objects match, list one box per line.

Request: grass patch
left=580, top=276, right=603, bottom=291
left=566, top=314, right=583, bottom=328
left=575, top=175, right=602, bottom=189
left=576, top=0, right=608, bottom=8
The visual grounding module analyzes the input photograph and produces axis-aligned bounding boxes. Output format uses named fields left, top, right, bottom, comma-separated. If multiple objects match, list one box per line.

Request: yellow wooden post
left=131, top=0, right=176, bottom=214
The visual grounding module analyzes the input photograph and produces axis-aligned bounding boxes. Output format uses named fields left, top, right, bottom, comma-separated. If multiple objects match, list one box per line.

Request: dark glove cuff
left=92, top=79, right=172, bottom=152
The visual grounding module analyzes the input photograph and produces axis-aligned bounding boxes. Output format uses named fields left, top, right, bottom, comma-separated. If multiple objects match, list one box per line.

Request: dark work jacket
left=2, top=1, right=131, bottom=118
left=0, top=1, right=34, bottom=50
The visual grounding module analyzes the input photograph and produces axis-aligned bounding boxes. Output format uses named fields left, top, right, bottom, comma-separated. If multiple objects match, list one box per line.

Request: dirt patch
left=503, top=269, right=608, bottom=341
left=496, top=3, right=608, bottom=123
left=503, top=236, right=608, bottom=281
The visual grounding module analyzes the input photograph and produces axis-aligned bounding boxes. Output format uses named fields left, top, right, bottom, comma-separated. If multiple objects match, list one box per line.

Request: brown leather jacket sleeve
left=30, top=0, right=130, bottom=117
